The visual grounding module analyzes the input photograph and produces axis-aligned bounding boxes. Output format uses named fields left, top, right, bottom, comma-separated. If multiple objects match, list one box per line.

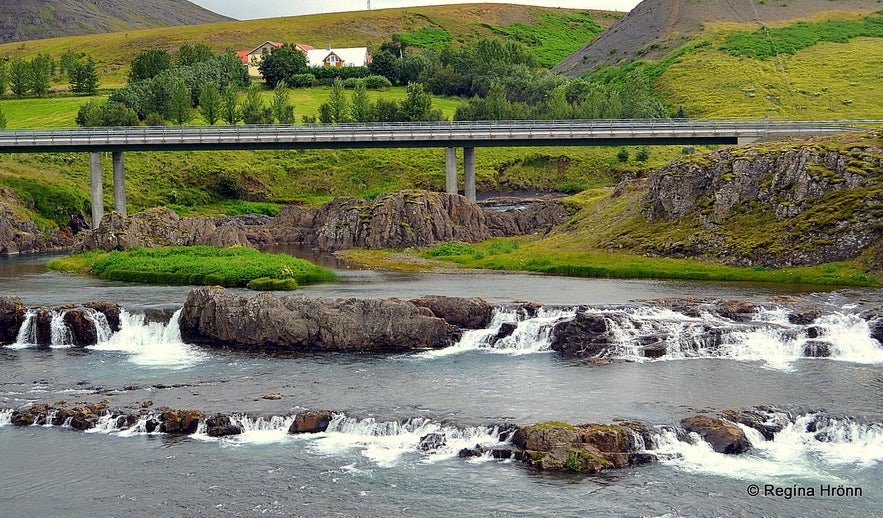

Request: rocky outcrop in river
left=71, top=190, right=570, bottom=253
left=0, top=297, right=120, bottom=346
left=644, top=133, right=883, bottom=267
left=178, top=286, right=462, bottom=351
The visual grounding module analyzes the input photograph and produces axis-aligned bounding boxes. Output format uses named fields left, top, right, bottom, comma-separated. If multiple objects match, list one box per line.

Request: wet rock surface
left=179, top=287, right=461, bottom=351
left=681, top=415, right=752, bottom=454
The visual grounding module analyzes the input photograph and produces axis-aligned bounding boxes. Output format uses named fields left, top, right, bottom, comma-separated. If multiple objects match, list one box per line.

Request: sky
left=190, top=0, right=642, bottom=21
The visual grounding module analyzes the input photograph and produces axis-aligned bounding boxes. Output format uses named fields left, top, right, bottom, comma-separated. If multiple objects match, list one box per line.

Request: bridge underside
left=0, top=136, right=739, bottom=154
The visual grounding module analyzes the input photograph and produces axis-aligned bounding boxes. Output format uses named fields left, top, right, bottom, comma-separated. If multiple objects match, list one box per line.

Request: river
left=1, top=252, right=882, bottom=517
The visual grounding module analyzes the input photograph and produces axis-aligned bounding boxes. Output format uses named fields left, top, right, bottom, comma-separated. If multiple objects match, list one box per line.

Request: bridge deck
left=0, top=120, right=870, bottom=153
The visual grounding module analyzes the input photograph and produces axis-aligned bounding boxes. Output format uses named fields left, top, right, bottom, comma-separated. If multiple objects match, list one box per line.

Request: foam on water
left=421, top=306, right=577, bottom=358
left=91, top=309, right=206, bottom=368
left=0, top=409, right=11, bottom=427
left=652, top=413, right=883, bottom=482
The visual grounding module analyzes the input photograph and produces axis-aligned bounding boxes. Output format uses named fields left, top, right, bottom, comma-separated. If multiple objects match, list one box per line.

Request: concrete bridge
left=0, top=119, right=871, bottom=226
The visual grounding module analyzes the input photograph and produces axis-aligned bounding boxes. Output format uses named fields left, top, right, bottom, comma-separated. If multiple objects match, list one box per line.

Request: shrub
left=287, top=73, right=315, bottom=88
left=424, top=243, right=477, bottom=256
left=247, top=277, right=299, bottom=290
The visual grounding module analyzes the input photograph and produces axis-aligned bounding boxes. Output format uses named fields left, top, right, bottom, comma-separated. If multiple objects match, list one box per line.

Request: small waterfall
left=649, top=412, right=883, bottom=482
left=49, top=309, right=73, bottom=347
left=423, top=306, right=577, bottom=357
left=10, top=307, right=114, bottom=349
left=0, top=409, right=11, bottom=427
left=92, top=309, right=206, bottom=368
left=313, top=415, right=509, bottom=467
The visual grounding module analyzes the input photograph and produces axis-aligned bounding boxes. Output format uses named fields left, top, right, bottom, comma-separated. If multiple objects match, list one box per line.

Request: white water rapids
left=8, top=303, right=883, bottom=369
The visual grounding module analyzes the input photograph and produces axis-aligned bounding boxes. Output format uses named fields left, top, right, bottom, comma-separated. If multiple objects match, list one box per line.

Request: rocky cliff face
left=71, top=190, right=569, bottom=254
left=0, top=189, right=74, bottom=254
left=643, top=133, right=883, bottom=267
left=72, top=207, right=252, bottom=253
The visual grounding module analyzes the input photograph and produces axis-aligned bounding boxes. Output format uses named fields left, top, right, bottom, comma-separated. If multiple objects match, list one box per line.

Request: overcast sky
left=190, top=1, right=641, bottom=21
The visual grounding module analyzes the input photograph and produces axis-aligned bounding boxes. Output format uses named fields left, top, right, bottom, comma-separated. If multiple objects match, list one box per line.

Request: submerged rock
left=179, top=287, right=460, bottom=352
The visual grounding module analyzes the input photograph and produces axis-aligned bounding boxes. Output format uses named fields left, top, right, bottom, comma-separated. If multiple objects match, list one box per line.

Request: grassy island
left=47, top=246, right=336, bottom=290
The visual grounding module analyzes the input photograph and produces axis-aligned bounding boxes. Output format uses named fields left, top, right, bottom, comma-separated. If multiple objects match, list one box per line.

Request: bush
left=247, top=277, right=299, bottom=290
left=616, top=148, right=630, bottom=162
left=287, top=73, right=315, bottom=88
left=424, top=243, right=477, bottom=257
left=364, top=75, right=393, bottom=89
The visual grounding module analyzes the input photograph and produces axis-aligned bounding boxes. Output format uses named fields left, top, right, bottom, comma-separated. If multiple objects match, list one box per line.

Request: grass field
left=0, top=86, right=463, bottom=129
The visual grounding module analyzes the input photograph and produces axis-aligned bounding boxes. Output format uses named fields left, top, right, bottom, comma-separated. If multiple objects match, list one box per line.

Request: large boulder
left=179, top=287, right=460, bottom=351
left=410, top=295, right=495, bottom=329
left=73, top=207, right=251, bottom=253
left=550, top=313, right=611, bottom=357
left=0, top=296, right=25, bottom=344
left=681, top=415, right=752, bottom=454
left=512, top=422, right=655, bottom=473
left=288, top=411, right=334, bottom=434
left=158, top=408, right=204, bottom=434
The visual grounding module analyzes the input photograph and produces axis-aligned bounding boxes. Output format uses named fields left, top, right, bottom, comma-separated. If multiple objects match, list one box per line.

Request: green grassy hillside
left=655, top=12, right=883, bottom=119
left=0, top=4, right=616, bottom=86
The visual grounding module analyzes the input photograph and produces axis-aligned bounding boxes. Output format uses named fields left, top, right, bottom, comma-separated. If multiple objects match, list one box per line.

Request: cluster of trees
left=77, top=45, right=249, bottom=126
left=1, top=54, right=53, bottom=96
left=0, top=51, right=99, bottom=97
left=368, top=37, right=672, bottom=121
left=312, top=81, right=441, bottom=124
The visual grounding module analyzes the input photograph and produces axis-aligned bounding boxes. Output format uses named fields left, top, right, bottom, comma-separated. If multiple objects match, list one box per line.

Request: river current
left=1, top=252, right=882, bottom=517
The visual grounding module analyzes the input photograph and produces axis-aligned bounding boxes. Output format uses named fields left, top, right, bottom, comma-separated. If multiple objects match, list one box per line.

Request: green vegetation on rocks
left=47, top=246, right=336, bottom=289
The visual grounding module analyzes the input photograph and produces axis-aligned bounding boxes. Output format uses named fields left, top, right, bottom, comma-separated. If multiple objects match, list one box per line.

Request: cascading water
left=11, top=308, right=36, bottom=348
left=649, top=412, right=883, bottom=483
left=91, top=309, right=206, bottom=368
left=0, top=409, right=11, bottom=427
left=310, top=414, right=509, bottom=467
left=423, top=306, right=577, bottom=357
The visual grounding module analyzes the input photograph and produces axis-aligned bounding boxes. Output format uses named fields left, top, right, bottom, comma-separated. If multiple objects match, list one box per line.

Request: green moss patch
left=47, top=246, right=336, bottom=289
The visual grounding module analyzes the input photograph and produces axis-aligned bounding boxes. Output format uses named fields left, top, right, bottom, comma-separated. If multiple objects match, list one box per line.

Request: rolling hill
left=554, top=0, right=883, bottom=75
left=0, top=0, right=232, bottom=44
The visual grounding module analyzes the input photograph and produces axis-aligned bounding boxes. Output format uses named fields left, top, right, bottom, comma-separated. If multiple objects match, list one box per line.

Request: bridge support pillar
left=445, top=147, right=458, bottom=195
left=463, top=147, right=476, bottom=202
left=112, top=152, right=126, bottom=217
left=89, top=152, right=104, bottom=228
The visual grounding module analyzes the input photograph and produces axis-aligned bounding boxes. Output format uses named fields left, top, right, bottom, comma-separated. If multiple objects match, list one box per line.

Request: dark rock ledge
left=7, top=401, right=800, bottom=474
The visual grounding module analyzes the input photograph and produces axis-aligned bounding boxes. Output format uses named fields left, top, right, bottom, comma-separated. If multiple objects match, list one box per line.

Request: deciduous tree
left=198, top=81, right=222, bottom=125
